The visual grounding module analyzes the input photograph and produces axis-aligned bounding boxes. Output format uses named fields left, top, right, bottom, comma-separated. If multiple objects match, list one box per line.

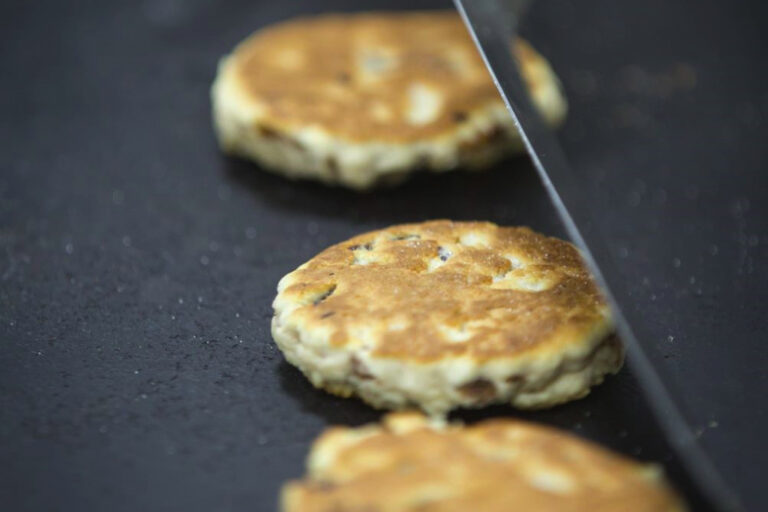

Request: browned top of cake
left=274, top=221, right=612, bottom=363
left=281, top=412, right=686, bottom=512
left=230, top=11, right=552, bottom=141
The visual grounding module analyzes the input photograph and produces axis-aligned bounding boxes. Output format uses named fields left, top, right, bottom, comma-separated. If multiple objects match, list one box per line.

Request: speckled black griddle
left=1, top=0, right=766, bottom=511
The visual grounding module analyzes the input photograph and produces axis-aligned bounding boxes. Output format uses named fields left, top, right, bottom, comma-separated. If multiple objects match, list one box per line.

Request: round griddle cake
left=281, top=412, right=686, bottom=512
left=271, top=221, right=622, bottom=415
left=212, top=11, right=567, bottom=189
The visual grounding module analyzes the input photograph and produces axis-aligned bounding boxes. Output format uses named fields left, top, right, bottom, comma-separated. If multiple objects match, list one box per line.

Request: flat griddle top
left=1, top=0, right=766, bottom=510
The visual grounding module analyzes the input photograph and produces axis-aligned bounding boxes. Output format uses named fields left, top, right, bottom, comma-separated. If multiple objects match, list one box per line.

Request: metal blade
left=453, top=1, right=742, bottom=510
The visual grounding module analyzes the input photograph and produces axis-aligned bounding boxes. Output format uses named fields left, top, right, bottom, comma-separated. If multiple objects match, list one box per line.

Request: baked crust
left=272, top=221, right=622, bottom=414
left=211, top=11, right=567, bottom=189
left=281, top=412, right=687, bottom=512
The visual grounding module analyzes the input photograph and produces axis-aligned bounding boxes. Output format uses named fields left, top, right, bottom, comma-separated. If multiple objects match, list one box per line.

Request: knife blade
left=452, top=1, right=742, bottom=510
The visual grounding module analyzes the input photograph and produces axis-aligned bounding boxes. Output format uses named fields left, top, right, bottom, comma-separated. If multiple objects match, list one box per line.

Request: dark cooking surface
left=1, top=0, right=766, bottom=510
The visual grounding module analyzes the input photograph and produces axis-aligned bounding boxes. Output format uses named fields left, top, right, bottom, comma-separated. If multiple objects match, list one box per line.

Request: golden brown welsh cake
left=281, top=412, right=686, bottom=512
left=211, top=11, right=567, bottom=189
left=271, top=221, right=622, bottom=415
